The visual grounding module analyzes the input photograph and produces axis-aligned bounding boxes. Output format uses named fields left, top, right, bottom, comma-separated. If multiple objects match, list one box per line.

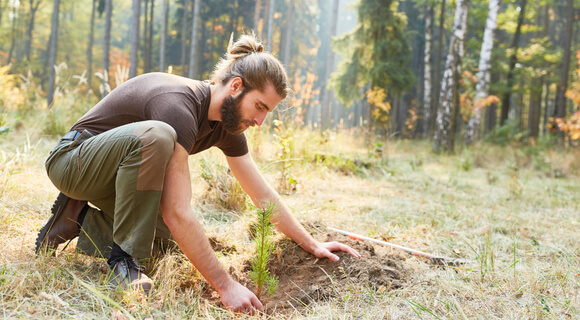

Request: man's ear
left=229, top=77, right=244, bottom=95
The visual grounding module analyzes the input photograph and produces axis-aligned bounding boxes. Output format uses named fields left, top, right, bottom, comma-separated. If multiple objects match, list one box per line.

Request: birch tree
left=465, top=0, right=500, bottom=144
left=47, top=0, right=60, bottom=107
left=433, top=0, right=469, bottom=153
left=130, top=0, right=140, bottom=78
left=422, top=4, right=433, bottom=136
left=431, top=0, right=446, bottom=133
left=188, top=0, right=200, bottom=79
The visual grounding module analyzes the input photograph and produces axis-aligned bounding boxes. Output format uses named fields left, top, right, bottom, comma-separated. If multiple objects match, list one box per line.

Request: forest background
left=0, top=0, right=579, bottom=146
left=0, top=0, right=579, bottom=319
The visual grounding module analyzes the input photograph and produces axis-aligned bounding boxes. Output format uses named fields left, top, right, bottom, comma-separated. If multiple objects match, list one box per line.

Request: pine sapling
left=249, top=203, right=278, bottom=299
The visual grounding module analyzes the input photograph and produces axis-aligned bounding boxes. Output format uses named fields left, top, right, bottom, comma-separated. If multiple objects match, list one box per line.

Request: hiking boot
left=35, top=192, right=88, bottom=255
left=108, top=257, right=154, bottom=295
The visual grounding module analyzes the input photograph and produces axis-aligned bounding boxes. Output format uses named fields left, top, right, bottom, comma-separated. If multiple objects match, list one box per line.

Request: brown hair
left=210, top=34, right=291, bottom=99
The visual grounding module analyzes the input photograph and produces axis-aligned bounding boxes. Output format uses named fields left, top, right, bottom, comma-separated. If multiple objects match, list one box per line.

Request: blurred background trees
left=0, top=0, right=579, bottom=147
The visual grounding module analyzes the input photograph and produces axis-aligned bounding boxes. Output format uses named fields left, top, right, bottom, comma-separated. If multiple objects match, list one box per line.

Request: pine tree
left=330, top=0, right=414, bottom=132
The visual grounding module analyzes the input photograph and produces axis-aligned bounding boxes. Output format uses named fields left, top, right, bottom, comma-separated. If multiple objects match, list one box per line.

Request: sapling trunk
left=249, top=203, right=278, bottom=299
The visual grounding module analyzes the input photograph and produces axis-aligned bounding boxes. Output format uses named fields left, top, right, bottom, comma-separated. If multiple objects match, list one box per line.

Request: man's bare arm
left=226, top=153, right=360, bottom=261
left=160, top=144, right=262, bottom=314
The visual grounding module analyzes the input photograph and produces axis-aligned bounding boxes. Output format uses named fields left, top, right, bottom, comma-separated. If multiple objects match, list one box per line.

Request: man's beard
left=221, top=89, right=253, bottom=135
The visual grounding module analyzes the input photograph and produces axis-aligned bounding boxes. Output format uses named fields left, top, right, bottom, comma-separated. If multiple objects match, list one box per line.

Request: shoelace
left=125, top=258, right=146, bottom=272
left=109, top=257, right=145, bottom=272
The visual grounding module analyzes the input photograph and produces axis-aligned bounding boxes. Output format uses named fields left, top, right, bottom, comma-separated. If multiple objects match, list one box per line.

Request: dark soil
left=207, top=232, right=409, bottom=313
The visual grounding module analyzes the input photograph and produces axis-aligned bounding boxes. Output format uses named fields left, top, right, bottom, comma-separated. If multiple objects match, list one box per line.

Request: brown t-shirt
left=71, top=72, right=248, bottom=157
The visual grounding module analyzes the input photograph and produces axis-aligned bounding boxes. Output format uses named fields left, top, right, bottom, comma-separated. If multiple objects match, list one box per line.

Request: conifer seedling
left=249, top=203, right=279, bottom=300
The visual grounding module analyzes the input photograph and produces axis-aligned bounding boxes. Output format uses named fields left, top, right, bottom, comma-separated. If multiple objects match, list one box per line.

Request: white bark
left=433, top=0, right=469, bottom=153
left=423, top=6, right=433, bottom=135
left=188, top=0, right=200, bottom=78
left=466, top=0, right=500, bottom=144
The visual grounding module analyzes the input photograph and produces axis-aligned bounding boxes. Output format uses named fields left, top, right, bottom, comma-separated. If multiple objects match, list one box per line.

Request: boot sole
left=35, top=192, right=70, bottom=255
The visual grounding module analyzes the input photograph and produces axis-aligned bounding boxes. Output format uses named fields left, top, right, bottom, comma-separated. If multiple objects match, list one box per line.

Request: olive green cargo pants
left=45, top=121, right=177, bottom=258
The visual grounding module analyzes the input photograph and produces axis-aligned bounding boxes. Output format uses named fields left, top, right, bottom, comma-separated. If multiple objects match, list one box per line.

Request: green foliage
left=330, top=0, right=414, bottom=107
left=457, top=150, right=473, bottom=172
left=506, top=161, right=523, bottom=199
left=273, top=120, right=298, bottom=193
left=199, top=158, right=247, bottom=212
left=249, top=203, right=278, bottom=300
left=483, top=121, right=528, bottom=145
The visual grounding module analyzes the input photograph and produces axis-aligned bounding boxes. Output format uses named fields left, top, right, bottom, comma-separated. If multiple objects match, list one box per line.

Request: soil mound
left=221, top=233, right=409, bottom=312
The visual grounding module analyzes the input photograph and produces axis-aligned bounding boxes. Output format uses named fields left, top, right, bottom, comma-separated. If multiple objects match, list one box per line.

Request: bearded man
left=36, top=34, right=359, bottom=314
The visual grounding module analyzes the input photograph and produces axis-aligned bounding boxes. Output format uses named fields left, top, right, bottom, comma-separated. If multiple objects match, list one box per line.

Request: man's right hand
left=161, top=145, right=263, bottom=315
left=217, top=280, right=263, bottom=315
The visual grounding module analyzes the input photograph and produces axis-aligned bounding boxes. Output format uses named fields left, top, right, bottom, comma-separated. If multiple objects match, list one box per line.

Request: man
left=36, top=34, right=360, bottom=314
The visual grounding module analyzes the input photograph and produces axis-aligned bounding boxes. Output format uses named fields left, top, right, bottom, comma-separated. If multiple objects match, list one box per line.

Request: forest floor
left=0, top=128, right=579, bottom=319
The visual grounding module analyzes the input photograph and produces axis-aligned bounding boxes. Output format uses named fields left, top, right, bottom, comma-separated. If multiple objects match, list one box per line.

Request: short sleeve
left=215, top=132, right=249, bottom=157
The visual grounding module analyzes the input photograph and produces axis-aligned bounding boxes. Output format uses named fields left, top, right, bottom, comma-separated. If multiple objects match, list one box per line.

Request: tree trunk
left=253, top=0, right=261, bottom=34
left=102, top=0, right=112, bottom=98
left=543, top=76, right=551, bottom=134
left=433, top=0, right=469, bottom=154
left=320, top=0, right=339, bottom=131
left=266, top=0, right=274, bottom=52
left=422, top=5, right=433, bottom=136
left=47, top=0, right=60, bottom=107
left=555, top=0, right=574, bottom=126
left=0, top=0, right=5, bottom=26
left=146, top=0, right=155, bottom=72
left=142, top=0, right=149, bottom=72
left=500, top=0, right=527, bottom=126
left=466, top=0, right=500, bottom=144
left=431, top=0, right=446, bottom=137
left=130, top=0, right=140, bottom=78
left=25, top=0, right=41, bottom=62
left=159, top=0, right=168, bottom=72
left=281, top=0, right=293, bottom=67
left=7, top=3, right=17, bottom=64
left=87, top=0, right=96, bottom=98
left=188, top=0, right=200, bottom=79
left=180, top=0, right=189, bottom=76
left=528, top=77, right=542, bottom=139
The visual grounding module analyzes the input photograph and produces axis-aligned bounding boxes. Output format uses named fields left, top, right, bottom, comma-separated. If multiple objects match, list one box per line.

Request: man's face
left=220, top=82, right=283, bottom=135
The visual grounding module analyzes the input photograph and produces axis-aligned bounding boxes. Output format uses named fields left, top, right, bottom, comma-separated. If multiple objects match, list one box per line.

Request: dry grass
left=1, top=127, right=579, bottom=319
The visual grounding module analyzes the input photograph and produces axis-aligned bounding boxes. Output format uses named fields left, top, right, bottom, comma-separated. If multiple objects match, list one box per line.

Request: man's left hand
left=311, top=241, right=361, bottom=262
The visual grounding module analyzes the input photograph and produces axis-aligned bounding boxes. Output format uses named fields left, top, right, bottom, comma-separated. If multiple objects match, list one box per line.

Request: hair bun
left=227, top=34, right=264, bottom=59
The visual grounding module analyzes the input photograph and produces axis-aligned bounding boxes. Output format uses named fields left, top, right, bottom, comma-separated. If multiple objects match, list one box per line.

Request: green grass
left=1, top=126, right=579, bottom=318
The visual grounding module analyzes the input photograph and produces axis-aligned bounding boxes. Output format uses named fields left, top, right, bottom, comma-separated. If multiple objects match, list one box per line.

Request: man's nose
left=254, top=113, right=267, bottom=126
